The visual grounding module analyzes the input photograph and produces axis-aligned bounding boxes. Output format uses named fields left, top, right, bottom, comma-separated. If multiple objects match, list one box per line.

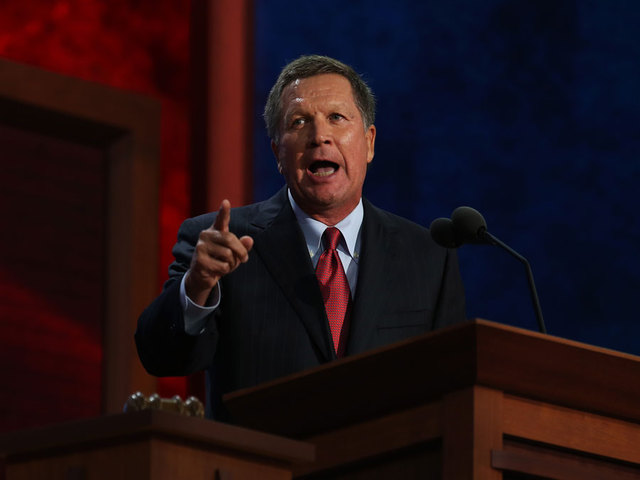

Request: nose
left=308, top=118, right=332, bottom=147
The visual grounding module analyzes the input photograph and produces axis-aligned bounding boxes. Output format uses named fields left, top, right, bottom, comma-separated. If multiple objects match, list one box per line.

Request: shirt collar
left=288, top=189, right=363, bottom=260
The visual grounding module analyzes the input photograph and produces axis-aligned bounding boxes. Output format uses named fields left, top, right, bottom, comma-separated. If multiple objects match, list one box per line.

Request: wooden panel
left=493, top=440, right=640, bottom=480
left=5, top=440, right=295, bottom=480
left=503, top=395, right=640, bottom=465
left=295, top=446, right=441, bottom=480
left=4, top=441, right=151, bottom=480
left=0, top=411, right=314, bottom=466
left=442, top=386, right=503, bottom=480
left=0, top=411, right=314, bottom=480
left=475, top=320, right=640, bottom=423
left=150, top=438, right=294, bottom=480
left=294, top=401, right=441, bottom=477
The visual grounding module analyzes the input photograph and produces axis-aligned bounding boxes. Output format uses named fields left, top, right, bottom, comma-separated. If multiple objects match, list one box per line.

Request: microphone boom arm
left=480, top=229, right=547, bottom=334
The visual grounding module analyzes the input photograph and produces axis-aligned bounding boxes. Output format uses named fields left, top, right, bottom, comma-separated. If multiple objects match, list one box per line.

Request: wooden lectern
left=225, top=320, right=640, bottom=479
left=0, top=410, right=314, bottom=480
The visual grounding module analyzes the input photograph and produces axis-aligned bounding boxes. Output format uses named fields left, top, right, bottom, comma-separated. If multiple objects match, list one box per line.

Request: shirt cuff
left=180, top=272, right=221, bottom=335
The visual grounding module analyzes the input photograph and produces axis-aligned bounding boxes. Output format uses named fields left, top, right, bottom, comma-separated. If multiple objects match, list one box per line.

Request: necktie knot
left=323, top=227, right=342, bottom=251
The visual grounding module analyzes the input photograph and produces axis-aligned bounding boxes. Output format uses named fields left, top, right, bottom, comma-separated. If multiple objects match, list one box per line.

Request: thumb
left=240, top=235, right=254, bottom=254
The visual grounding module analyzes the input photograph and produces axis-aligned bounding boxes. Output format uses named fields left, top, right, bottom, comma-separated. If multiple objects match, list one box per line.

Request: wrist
left=184, top=271, right=218, bottom=307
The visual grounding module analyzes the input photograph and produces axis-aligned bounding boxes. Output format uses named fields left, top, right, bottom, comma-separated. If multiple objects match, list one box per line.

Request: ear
left=365, top=124, right=376, bottom=164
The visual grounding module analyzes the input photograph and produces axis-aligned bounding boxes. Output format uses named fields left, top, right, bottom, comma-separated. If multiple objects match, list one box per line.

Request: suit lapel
left=250, top=189, right=336, bottom=362
left=347, top=199, right=397, bottom=354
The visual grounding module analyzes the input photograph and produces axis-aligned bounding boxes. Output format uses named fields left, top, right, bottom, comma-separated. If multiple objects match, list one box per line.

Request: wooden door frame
left=0, top=58, right=160, bottom=413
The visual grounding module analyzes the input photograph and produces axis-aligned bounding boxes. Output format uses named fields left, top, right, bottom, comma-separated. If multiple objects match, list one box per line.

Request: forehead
left=281, top=74, right=356, bottom=111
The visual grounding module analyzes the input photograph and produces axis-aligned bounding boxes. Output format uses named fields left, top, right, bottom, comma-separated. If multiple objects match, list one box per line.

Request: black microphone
left=430, top=206, right=547, bottom=334
left=451, top=206, right=489, bottom=244
left=429, top=217, right=461, bottom=248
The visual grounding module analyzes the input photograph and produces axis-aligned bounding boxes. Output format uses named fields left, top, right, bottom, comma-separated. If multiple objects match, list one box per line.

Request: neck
left=307, top=211, right=349, bottom=226
left=287, top=190, right=361, bottom=226
left=301, top=201, right=360, bottom=226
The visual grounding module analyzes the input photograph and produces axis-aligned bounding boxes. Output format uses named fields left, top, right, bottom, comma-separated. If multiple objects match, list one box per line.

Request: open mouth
left=309, top=160, right=339, bottom=177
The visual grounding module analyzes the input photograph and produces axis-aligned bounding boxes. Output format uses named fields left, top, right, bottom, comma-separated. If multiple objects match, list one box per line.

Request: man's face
left=272, top=74, right=376, bottom=224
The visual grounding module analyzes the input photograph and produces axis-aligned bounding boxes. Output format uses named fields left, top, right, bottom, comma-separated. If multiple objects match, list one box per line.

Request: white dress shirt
left=288, top=190, right=362, bottom=297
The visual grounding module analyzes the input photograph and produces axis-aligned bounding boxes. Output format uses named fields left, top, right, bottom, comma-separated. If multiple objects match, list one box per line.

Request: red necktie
left=315, top=227, right=351, bottom=357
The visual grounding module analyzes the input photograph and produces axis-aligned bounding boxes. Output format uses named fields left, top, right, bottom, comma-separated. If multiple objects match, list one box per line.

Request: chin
left=308, top=189, right=342, bottom=205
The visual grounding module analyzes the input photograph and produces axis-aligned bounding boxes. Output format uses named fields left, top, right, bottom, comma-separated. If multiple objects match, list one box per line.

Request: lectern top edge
left=0, top=410, right=315, bottom=465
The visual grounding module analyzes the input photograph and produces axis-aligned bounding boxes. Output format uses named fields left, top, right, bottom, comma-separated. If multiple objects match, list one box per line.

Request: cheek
left=342, top=135, right=370, bottom=165
left=339, top=128, right=370, bottom=153
left=343, top=129, right=354, bottom=141
left=278, top=149, right=306, bottom=177
left=279, top=136, right=305, bottom=158
left=277, top=143, right=294, bottom=164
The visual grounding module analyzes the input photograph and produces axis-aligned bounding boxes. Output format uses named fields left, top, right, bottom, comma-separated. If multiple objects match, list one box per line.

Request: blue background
left=252, top=0, right=640, bottom=354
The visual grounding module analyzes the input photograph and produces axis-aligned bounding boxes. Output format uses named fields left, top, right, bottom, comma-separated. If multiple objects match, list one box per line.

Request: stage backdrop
left=252, top=0, right=640, bottom=354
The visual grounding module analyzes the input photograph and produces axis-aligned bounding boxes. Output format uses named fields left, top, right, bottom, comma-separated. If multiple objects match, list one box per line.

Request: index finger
left=213, top=199, right=231, bottom=232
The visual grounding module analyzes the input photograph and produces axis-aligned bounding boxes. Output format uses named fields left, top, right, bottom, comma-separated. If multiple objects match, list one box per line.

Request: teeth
left=312, top=167, right=335, bottom=177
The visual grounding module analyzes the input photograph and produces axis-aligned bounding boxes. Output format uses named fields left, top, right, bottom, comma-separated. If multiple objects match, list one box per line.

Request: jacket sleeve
left=134, top=215, right=219, bottom=377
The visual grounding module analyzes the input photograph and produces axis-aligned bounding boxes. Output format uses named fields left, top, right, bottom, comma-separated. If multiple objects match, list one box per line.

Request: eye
left=290, top=117, right=306, bottom=127
left=329, top=112, right=346, bottom=122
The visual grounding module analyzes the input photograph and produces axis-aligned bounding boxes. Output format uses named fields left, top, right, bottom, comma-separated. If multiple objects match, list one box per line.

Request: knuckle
left=211, top=246, right=231, bottom=263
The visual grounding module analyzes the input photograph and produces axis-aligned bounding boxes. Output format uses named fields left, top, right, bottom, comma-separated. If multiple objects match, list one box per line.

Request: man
left=136, top=55, right=466, bottom=421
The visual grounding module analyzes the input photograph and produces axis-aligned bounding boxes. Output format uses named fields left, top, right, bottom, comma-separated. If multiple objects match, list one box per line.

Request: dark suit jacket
left=135, top=187, right=466, bottom=420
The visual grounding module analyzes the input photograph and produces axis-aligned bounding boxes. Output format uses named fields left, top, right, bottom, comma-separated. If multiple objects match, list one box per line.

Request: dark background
left=1, top=0, right=638, bottom=433
left=252, top=0, right=640, bottom=354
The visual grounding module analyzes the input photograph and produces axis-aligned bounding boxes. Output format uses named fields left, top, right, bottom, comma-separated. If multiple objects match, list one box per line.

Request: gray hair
left=263, top=55, right=376, bottom=144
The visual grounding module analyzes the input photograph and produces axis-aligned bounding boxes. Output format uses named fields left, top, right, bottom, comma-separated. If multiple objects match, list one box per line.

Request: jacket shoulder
left=363, top=199, right=432, bottom=239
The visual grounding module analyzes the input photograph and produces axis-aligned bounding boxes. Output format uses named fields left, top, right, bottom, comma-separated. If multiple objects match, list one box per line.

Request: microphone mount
left=431, top=207, right=547, bottom=334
